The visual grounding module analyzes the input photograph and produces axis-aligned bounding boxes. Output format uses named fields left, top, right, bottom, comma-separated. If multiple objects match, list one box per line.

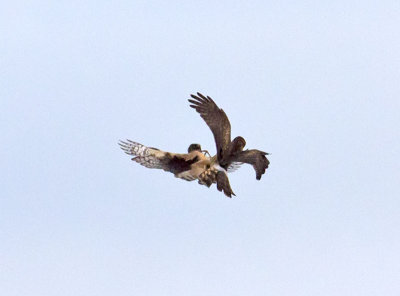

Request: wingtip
left=224, top=189, right=236, bottom=198
left=190, top=92, right=213, bottom=104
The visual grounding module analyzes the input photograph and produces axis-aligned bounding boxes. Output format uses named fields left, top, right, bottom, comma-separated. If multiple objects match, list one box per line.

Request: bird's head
left=188, top=143, right=202, bottom=153
left=232, top=136, right=246, bottom=152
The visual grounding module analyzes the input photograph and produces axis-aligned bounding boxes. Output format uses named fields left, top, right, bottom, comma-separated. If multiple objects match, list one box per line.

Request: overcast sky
left=1, top=1, right=400, bottom=295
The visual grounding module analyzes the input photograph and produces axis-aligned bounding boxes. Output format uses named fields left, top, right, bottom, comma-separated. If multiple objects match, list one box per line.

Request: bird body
left=119, top=140, right=211, bottom=180
left=119, top=92, right=270, bottom=197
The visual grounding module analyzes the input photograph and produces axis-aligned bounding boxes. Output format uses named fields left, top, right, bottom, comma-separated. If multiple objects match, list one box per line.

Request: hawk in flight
left=119, top=92, right=270, bottom=197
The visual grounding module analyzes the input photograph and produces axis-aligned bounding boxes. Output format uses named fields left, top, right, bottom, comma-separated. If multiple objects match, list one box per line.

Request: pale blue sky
left=1, top=1, right=400, bottom=295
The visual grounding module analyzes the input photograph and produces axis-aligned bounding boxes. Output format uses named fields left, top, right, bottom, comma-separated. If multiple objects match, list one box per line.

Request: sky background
left=1, top=1, right=400, bottom=295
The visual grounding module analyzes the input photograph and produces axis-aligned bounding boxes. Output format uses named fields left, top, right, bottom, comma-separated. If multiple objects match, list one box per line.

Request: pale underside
left=119, top=140, right=242, bottom=186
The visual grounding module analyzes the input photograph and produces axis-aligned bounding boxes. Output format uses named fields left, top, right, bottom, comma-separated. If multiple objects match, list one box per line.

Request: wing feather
left=227, top=162, right=244, bottom=173
left=118, top=140, right=201, bottom=175
left=232, top=150, right=270, bottom=180
left=216, top=171, right=235, bottom=197
left=189, top=92, right=231, bottom=161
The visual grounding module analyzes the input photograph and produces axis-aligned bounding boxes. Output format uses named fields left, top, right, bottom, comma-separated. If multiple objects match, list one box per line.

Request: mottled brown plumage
left=119, top=92, right=270, bottom=198
left=189, top=92, right=270, bottom=196
left=232, top=149, right=270, bottom=180
left=189, top=93, right=231, bottom=161
left=119, top=140, right=211, bottom=181
left=216, top=171, right=235, bottom=197
left=198, top=166, right=218, bottom=187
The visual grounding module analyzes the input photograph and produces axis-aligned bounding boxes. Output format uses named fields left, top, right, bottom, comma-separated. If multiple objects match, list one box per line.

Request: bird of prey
left=119, top=92, right=270, bottom=197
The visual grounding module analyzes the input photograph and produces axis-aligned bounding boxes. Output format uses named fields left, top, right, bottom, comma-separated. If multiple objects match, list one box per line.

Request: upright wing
left=119, top=140, right=201, bottom=175
left=189, top=93, right=231, bottom=161
left=232, top=149, right=270, bottom=180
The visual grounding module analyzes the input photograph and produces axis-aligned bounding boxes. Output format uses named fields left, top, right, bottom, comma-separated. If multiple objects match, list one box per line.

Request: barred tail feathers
left=118, top=140, right=164, bottom=169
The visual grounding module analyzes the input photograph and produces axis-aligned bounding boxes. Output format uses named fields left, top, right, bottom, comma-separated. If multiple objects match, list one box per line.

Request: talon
left=201, top=150, right=211, bottom=157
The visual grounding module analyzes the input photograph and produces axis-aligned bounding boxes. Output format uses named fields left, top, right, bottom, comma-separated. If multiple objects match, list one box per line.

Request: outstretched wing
left=119, top=140, right=201, bottom=175
left=216, top=171, right=235, bottom=198
left=189, top=93, right=231, bottom=161
left=232, top=149, right=270, bottom=180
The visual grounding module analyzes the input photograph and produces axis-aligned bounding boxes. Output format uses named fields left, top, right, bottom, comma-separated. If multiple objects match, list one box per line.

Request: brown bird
left=119, top=141, right=213, bottom=182
left=119, top=92, right=270, bottom=197
left=188, top=93, right=270, bottom=197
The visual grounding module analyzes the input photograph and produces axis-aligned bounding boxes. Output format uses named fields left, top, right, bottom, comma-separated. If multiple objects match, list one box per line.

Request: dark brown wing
left=232, top=149, right=270, bottom=180
left=216, top=171, right=235, bottom=197
left=189, top=93, right=231, bottom=161
left=160, top=153, right=201, bottom=175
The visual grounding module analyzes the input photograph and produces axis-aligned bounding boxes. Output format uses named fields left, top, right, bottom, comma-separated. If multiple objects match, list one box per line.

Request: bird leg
left=201, top=150, right=211, bottom=157
left=198, top=167, right=218, bottom=187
